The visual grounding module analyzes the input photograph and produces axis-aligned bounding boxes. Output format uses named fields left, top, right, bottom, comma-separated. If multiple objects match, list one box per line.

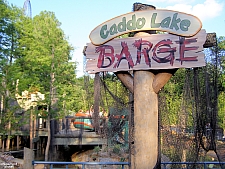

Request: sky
left=7, top=0, right=225, bottom=77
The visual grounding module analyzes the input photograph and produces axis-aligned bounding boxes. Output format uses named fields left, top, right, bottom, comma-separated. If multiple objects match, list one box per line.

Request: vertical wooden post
left=17, top=135, right=19, bottom=150
left=30, top=108, right=33, bottom=149
left=59, top=118, right=63, bottom=131
left=34, top=113, right=37, bottom=138
left=2, top=139, right=4, bottom=152
left=23, top=147, right=34, bottom=169
left=12, top=137, right=14, bottom=147
left=134, top=70, right=159, bottom=169
left=6, top=121, right=11, bottom=151
left=131, top=34, right=177, bottom=169
left=93, top=73, right=100, bottom=133
left=0, top=137, right=2, bottom=149
left=132, top=3, right=176, bottom=169
left=128, top=93, right=134, bottom=168
left=130, top=4, right=159, bottom=169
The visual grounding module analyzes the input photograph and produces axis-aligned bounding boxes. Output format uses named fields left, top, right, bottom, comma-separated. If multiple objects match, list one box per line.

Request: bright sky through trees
left=8, top=0, right=225, bottom=77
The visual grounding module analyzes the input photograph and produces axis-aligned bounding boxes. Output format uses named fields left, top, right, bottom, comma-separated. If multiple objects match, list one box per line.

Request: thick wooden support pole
left=134, top=71, right=158, bottom=168
left=131, top=4, right=174, bottom=167
left=132, top=29, right=161, bottom=169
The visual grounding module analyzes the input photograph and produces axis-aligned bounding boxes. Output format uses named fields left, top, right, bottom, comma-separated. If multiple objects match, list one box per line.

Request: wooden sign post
left=85, top=3, right=207, bottom=169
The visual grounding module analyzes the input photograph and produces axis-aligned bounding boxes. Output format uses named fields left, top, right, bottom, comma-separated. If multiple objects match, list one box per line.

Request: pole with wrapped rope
left=84, top=2, right=216, bottom=167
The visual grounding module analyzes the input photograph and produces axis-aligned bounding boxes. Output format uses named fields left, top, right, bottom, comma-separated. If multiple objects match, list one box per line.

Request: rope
left=100, top=77, right=133, bottom=105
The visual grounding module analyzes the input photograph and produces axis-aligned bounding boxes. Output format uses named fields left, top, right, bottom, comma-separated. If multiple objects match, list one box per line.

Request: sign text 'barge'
left=86, top=30, right=206, bottom=73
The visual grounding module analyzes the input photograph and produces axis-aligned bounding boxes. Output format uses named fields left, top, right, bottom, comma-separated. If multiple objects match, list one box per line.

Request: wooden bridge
left=33, top=116, right=107, bottom=146
left=0, top=116, right=107, bottom=152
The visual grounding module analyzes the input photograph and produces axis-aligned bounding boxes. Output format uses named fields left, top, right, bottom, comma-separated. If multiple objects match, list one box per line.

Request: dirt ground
left=33, top=164, right=45, bottom=169
left=0, top=153, right=23, bottom=169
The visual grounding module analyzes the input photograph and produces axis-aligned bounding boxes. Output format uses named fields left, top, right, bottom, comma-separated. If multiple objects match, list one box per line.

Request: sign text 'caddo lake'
left=89, top=9, right=202, bottom=45
left=86, top=30, right=206, bottom=74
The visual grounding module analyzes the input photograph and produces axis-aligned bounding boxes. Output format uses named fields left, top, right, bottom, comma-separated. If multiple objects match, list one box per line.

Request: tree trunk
left=2, top=137, right=5, bottom=152
left=30, top=108, right=33, bottom=149
left=45, top=47, right=56, bottom=162
left=6, top=121, right=11, bottom=151
left=93, top=73, right=100, bottom=133
left=45, top=115, right=50, bottom=163
left=129, top=92, right=134, bottom=167
left=17, top=136, right=19, bottom=150
left=0, top=137, right=2, bottom=149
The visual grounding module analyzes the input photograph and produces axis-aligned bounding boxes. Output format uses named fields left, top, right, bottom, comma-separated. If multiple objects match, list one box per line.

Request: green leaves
left=0, top=0, right=79, bottom=133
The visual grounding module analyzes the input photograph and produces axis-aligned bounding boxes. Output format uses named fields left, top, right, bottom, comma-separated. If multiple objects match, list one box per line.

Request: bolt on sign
left=86, top=9, right=206, bottom=73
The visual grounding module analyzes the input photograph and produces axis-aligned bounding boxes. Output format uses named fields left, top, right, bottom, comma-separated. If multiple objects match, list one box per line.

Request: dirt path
left=34, top=164, right=45, bottom=169
left=0, top=153, right=23, bottom=169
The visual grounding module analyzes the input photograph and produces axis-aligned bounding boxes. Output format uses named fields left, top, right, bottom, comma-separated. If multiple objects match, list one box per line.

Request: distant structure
left=83, top=46, right=88, bottom=76
left=23, top=0, right=32, bottom=18
left=16, top=90, right=45, bottom=111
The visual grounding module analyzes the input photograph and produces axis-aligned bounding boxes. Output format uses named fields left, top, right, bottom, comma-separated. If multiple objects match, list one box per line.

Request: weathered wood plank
left=85, top=29, right=206, bottom=74
left=86, top=53, right=205, bottom=73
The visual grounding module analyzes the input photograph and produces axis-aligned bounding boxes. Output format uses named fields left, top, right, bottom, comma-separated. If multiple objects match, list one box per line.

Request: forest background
left=1, top=0, right=225, bottom=163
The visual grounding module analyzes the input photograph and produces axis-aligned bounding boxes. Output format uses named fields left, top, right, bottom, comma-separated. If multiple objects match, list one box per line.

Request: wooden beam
left=204, top=33, right=217, bottom=48
left=83, top=32, right=216, bottom=56
left=115, top=71, right=134, bottom=93
left=86, top=30, right=206, bottom=74
left=152, top=69, right=178, bottom=93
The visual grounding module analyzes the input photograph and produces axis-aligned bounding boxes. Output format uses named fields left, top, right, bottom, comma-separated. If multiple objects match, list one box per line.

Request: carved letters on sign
left=89, top=9, right=202, bottom=45
left=85, top=29, right=206, bottom=74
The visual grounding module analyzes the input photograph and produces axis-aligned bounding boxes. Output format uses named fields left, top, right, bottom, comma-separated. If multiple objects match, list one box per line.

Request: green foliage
left=80, top=73, right=130, bottom=115
left=160, top=69, right=186, bottom=125
left=112, top=144, right=121, bottom=154
left=1, top=0, right=225, bottom=163
left=14, top=10, right=77, bottom=118
left=101, top=73, right=129, bottom=110
left=93, top=146, right=101, bottom=154
left=0, top=0, right=26, bottom=135
left=216, top=36, right=225, bottom=130
left=0, top=0, right=81, bottom=135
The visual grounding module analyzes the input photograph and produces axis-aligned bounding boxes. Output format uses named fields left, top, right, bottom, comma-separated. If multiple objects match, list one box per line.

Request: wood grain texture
left=133, top=31, right=159, bottom=169
left=115, top=71, right=134, bottom=93
left=134, top=70, right=158, bottom=169
left=86, top=30, right=206, bottom=74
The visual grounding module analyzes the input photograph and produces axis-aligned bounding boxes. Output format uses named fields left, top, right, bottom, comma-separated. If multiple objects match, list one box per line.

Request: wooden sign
left=86, top=29, right=206, bottom=74
left=89, top=9, right=202, bottom=45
